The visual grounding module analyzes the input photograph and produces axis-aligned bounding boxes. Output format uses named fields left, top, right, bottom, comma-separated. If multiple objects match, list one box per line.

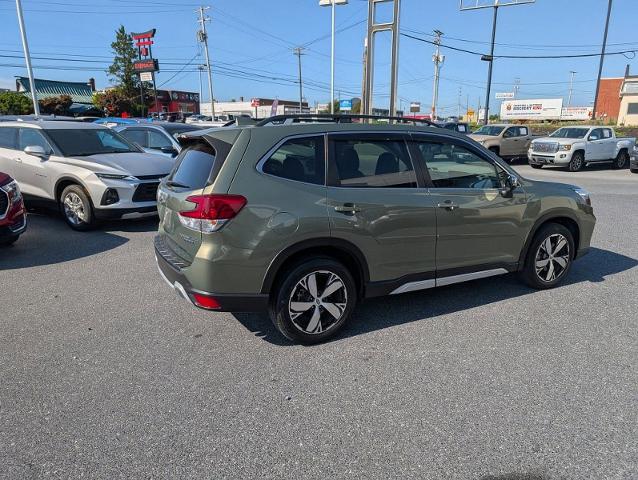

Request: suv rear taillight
left=178, top=194, right=247, bottom=233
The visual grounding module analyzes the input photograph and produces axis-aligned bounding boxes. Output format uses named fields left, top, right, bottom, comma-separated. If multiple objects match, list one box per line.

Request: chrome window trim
left=255, top=133, right=329, bottom=187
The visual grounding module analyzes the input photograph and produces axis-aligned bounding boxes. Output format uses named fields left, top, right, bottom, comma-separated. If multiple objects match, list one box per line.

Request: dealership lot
left=1, top=165, right=636, bottom=479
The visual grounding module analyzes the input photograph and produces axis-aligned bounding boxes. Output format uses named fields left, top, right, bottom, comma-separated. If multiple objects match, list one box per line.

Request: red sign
left=134, top=59, right=159, bottom=73
left=251, top=98, right=261, bottom=107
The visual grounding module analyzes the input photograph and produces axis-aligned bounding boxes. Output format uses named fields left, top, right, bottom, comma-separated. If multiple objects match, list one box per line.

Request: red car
left=0, top=172, right=27, bottom=246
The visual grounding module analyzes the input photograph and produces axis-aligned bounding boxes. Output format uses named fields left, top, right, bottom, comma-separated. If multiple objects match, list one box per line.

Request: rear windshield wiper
left=165, top=180, right=190, bottom=189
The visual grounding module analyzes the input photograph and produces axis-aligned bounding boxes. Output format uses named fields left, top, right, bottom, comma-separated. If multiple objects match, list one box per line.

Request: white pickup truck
left=528, top=126, right=636, bottom=172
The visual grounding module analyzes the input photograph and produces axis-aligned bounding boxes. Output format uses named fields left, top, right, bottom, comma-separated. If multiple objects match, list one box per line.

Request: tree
left=108, top=25, right=139, bottom=98
left=93, top=88, right=134, bottom=116
left=39, top=95, right=73, bottom=115
left=0, top=91, right=34, bottom=115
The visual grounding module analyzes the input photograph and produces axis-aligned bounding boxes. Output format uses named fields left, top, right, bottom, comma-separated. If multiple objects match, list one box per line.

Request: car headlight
left=1, top=180, right=23, bottom=206
left=573, top=187, right=591, bottom=206
left=96, top=173, right=134, bottom=180
left=559, top=144, right=572, bottom=151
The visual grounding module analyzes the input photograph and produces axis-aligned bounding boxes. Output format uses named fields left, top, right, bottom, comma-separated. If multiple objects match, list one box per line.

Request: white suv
left=0, top=121, right=175, bottom=230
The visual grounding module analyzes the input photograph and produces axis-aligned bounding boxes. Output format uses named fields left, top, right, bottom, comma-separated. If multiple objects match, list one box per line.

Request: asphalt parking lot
left=1, top=165, right=636, bottom=479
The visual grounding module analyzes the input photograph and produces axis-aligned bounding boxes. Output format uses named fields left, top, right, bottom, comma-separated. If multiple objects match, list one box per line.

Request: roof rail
left=255, top=114, right=440, bottom=128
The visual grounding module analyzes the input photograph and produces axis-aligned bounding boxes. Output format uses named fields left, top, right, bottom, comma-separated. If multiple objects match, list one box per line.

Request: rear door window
left=261, top=136, right=325, bottom=185
left=330, top=136, right=417, bottom=188
left=0, top=127, right=18, bottom=150
left=149, top=130, right=173, bottom=149
left=120, top=129, right=148, bottom=147
left=170, top=143, right=216, bottom=189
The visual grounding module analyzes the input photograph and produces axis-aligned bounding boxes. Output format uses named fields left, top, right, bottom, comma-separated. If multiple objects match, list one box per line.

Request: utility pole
left=197, top=6, right=215, bottom=119
left=198, top=64, right=205, bottom=112
left=457, top=87, right=462, bottom=119
left=15, top=0, right=39, bottom=116
left=361, top=37, right=368, bottom=114
left=591, top=0, right=612, bottom=120
left=293, top=47, right=305, bottom=113
left=483, top=4, right=499, bottom=125
left=567, top=71, right=576, bottom=107
left=514, top=77, right=520, bottom=98
left=431, top=29, right=444, bottom=121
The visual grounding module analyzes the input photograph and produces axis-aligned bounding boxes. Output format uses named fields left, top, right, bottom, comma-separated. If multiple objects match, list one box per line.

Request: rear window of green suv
left=170, top=143, right=217, bottom=189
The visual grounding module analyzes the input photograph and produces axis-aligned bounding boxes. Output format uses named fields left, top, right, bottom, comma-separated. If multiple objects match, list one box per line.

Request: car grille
left=154, top=235, right=192, bottom=269
left=132, top=182, right=160, bottom=202
left=532, top=142, right=559, bottom=153
left=0, top=189, right=8, bottom=218
left=136, top=174, right=169, bottom=181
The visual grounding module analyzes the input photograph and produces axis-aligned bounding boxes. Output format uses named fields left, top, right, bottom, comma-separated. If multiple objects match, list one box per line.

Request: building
left=594, top=65, right=638, bottom=125
left=15, top=76, right=97, bottom=114
left=148, top=90, right=200, bottom=115
left=201, top=98, right=309, bottom=118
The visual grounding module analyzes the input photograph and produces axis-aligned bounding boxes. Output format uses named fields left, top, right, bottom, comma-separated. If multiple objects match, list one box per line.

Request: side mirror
left=24, top=145, right=49, bottom=159
left=160, top=146, right=179, bottom=157
left=499, top=173, right=520, bottom=198
left=589, top=135, right=599, bottom=141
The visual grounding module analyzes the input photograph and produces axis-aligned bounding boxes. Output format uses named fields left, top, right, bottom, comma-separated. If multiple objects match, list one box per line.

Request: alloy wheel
left=63, top=192, right=86, bottom=225
left=288, top=270, right=348, bottom=335
left=535, top=233, right=570, bottom=283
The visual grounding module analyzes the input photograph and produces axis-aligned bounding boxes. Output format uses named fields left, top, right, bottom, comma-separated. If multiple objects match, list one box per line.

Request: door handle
left=334, top=203, right=361, bottom=214
left=437, top=201, right=459, bottom=211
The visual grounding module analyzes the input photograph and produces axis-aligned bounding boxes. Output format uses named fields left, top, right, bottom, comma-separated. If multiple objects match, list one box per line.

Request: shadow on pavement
left=0, top=212, right=158, bottom=271
left=234, top=247, right=637, bottom=346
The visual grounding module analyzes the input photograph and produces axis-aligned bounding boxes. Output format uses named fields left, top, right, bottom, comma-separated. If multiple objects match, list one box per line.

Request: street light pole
left=15, top=0, right=39, bottom=116
left=197, top=6, right=215, bottom=119
left=567, top=71, right=576, bottom=107
left=294, top=47, right=305, bottom=113
left=320, top=0, right=348, bottom=114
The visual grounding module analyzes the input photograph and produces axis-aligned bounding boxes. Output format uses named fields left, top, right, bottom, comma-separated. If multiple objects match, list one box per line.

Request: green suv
left=155, top=116, right=596, bottom=344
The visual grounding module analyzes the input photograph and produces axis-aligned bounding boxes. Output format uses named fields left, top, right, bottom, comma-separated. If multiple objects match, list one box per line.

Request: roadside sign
left=410, top=102, right=421, bottom=113
left=561, top=106, right=593, bottom=120
left=500, top=98, right=563, bottom=120
left=339, top=99, right=353, bottom=111
left=251, top=98, right=260, bottom=107
left=139, top=72, right=153, bottom=82
left=467, top=108, right=475, bottom=117
left=133, top=59, right=159, bottom=73
left=495, top=92, right=515, bottom=99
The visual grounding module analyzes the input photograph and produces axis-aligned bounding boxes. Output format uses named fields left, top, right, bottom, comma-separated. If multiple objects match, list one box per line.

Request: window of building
left=627, top=103, right=638, bottom=115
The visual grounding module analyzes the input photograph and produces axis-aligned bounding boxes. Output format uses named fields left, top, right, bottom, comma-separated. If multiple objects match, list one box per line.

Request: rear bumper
left=155, top=244, right=269, bottom=312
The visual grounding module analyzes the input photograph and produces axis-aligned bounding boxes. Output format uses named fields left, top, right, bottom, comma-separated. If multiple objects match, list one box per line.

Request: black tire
left=612, top=150, right=629, bottom=169
left=530, top=164, right=543, bottom=169
left=0, top=235, right=19, bottom=246
left=568, top=151, right=585, bottom=172
left=269, top=257, right=357, bottom=344
left=59, top=184, right=95, bottom=231
left=520, top=223, right=575, bottom=290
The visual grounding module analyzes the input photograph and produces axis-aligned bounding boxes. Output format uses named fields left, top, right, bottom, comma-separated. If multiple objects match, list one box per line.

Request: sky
left=1, top=0, right=637, bottom=116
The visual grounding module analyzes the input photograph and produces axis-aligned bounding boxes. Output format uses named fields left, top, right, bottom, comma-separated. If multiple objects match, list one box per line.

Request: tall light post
left=567, top=71, right=577, bottom=107
left=431, top=29, right=444, bottom=120
left=15, top=0, right=39, bottom=116
left=320, top=0, right=348, bottom=114
left=197, top=6, right=215, bottom=119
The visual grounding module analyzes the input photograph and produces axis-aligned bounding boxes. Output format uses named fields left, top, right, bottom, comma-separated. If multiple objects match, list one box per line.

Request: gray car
left=155, top=115, right=596, bottom=344
left=115, top=123, right=203, bottom=158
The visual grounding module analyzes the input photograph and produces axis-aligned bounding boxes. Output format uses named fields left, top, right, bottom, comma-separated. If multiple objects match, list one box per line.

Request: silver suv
left=0, top=121, right=175, bottom=230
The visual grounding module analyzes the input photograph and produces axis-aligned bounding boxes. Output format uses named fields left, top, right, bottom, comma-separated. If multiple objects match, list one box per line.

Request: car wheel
left=530, top=164, right=543, bottom=169
left=0, top=235, right=19, bottom=246
left=60, top=184, right=95, bottom=231
left=520, top=223, right=575, bottom=290
left=612, top=150, right=629, bottom=169
left=269, top=258, right=357, bottom=344
left=568, top=152, right=584, bottom=172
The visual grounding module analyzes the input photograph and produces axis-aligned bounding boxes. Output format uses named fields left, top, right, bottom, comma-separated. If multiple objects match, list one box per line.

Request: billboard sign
left=560, top=106, right=593, bottom=121
left=133, top=59, right=159, bottom=73
left=500, top=98, right=563, bottom=120
left=339, top=99, right=353, bottom=111
left=410, top=102, right=421, bottom=113
left=495, top=92, right=515, bottom=99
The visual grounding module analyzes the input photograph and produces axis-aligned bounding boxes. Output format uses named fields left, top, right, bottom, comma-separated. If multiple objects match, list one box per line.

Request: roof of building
left=15, top=77, right=94, bottom=104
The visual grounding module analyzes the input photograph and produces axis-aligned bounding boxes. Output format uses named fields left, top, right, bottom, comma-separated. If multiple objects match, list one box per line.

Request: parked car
left=0, top=121, right=174, bottom=230
left=528, top=126, right=635, bottom=171
left=114, top=123, right=203, bottom=158
left=94, top=117, right=147, bottom=128
left=154, top=115, right=596, bottom=344
left=0, top=172, right=27, bottom=246
left=435, top=121, right=470, bottom=134
left=629, top=143, right=638, bottom=173
left=469, top=124, right=536, bottom=163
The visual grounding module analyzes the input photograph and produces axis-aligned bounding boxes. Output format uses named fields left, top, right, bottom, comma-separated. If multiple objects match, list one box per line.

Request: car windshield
left=473, top=126, right=505, bottom=136
left=46, top=129, right=140, bottom=156
left=550, top=128, right=589, bottom=139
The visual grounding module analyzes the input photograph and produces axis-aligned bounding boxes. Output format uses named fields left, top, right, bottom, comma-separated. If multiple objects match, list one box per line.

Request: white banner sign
left=501, top=98, right=563, bottom=120
left=140, top=72, right=153, bottom=82
left=560, top=106, right=593, bottom=121
left=495, top=92, right=515, bottom=99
